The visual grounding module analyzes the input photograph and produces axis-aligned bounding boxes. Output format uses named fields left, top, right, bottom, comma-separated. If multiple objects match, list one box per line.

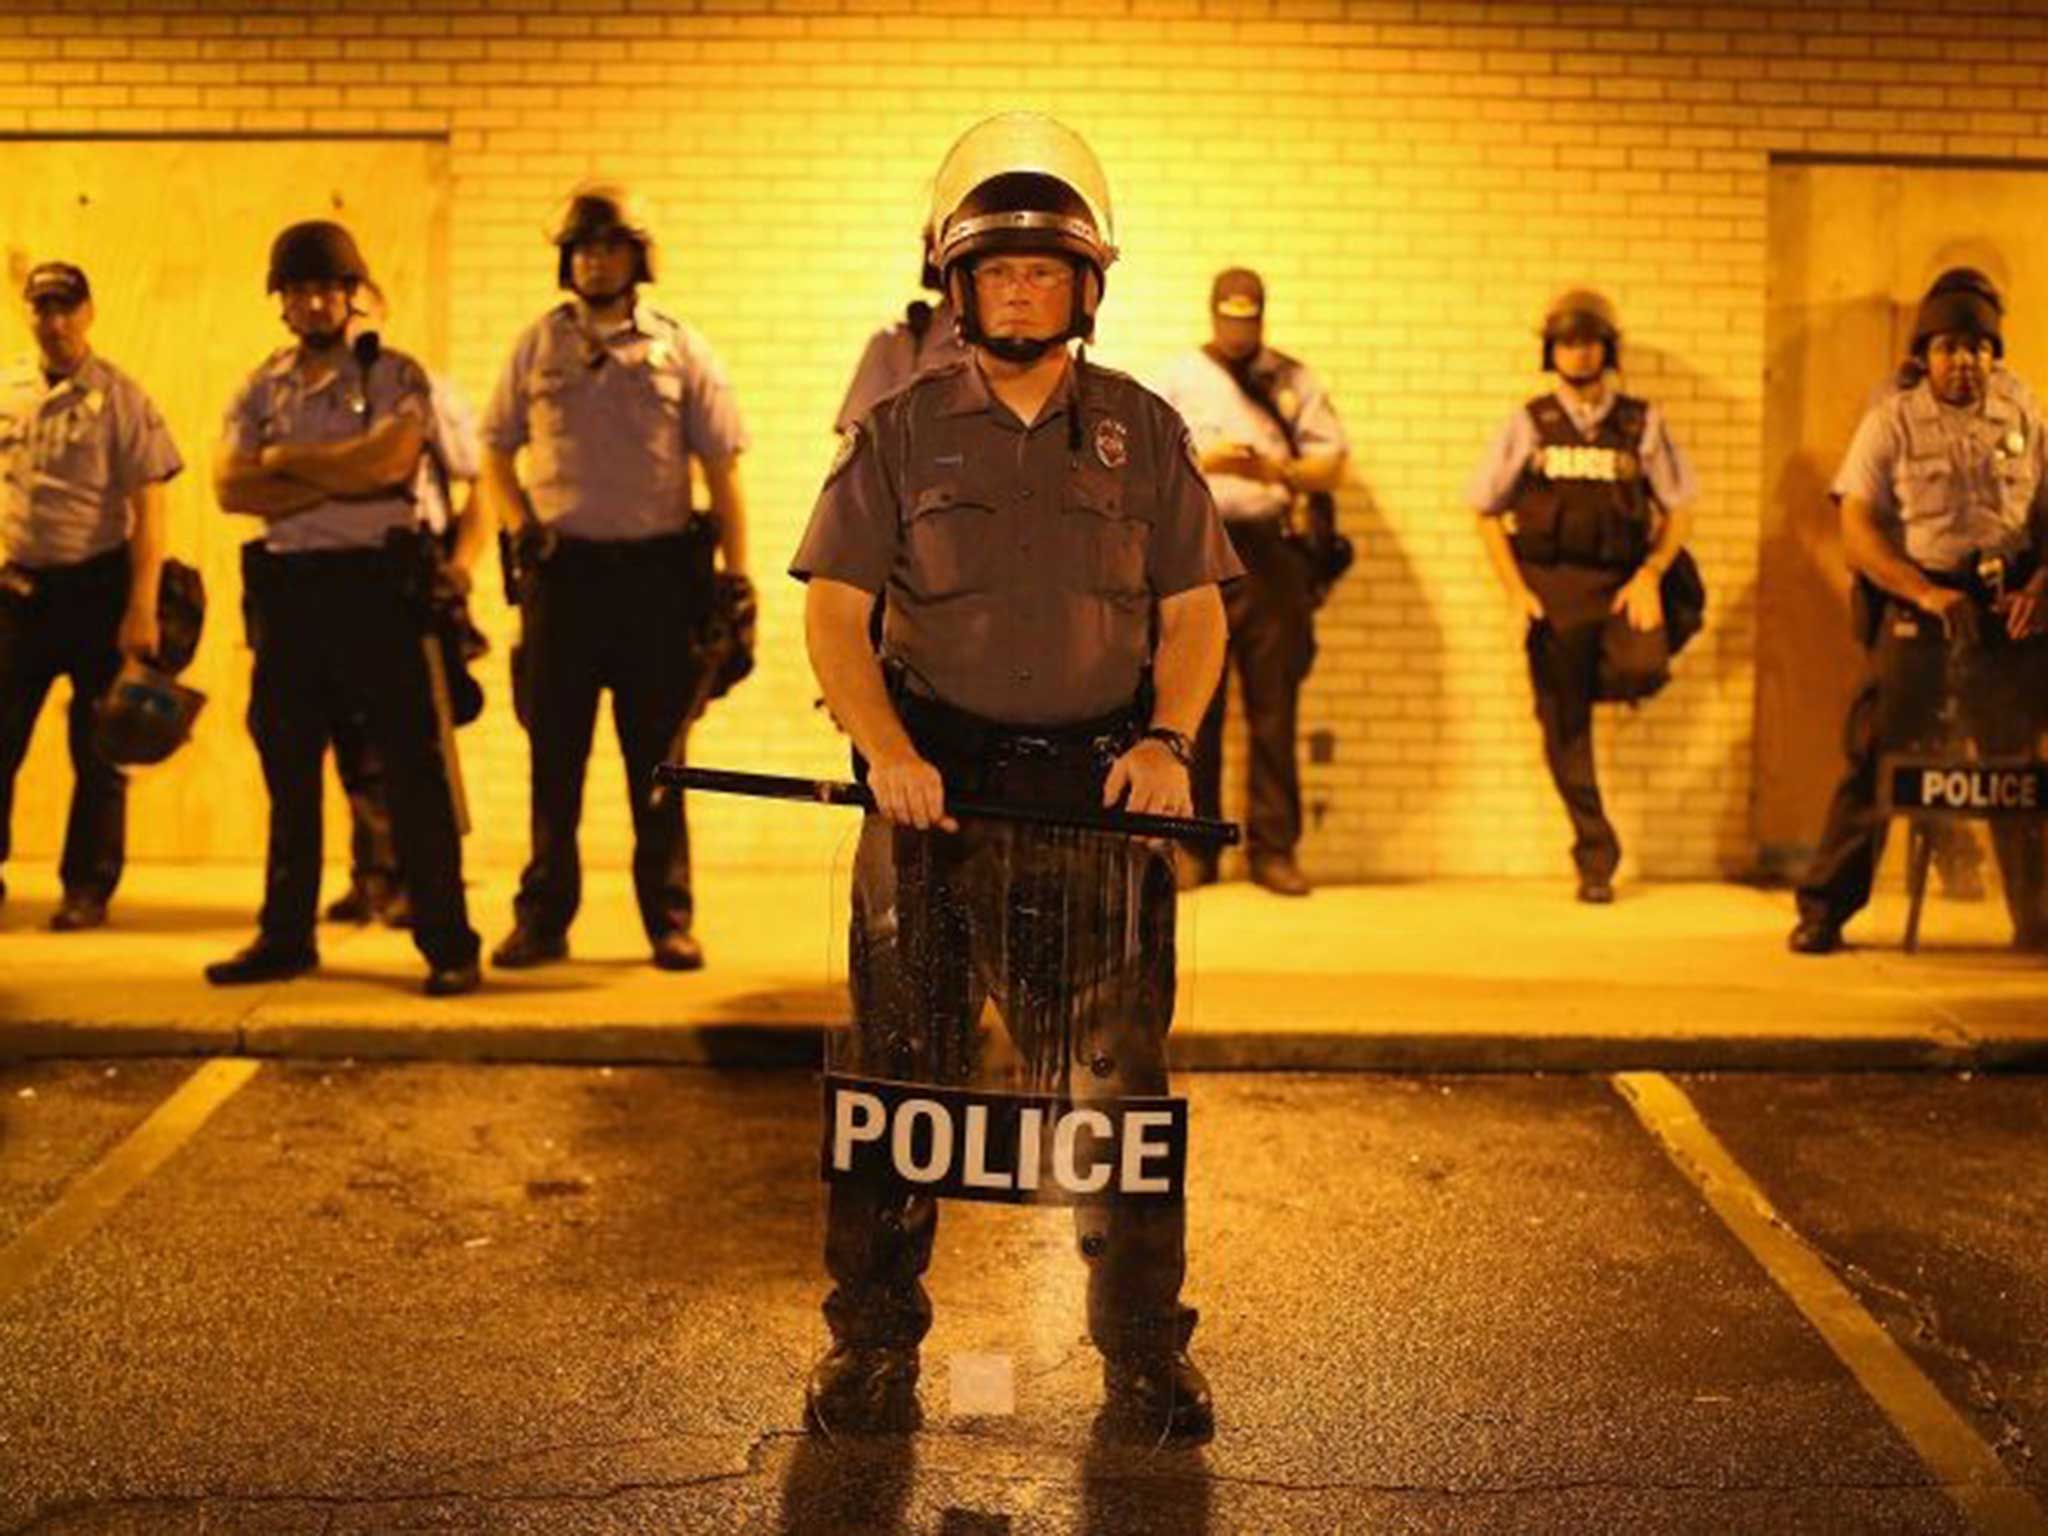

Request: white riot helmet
left=929, top=113, right=1118, bottom=361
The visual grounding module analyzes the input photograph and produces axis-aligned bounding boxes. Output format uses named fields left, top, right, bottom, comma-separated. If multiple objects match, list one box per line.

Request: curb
left=5, top=1019, right=2047, bottom=1073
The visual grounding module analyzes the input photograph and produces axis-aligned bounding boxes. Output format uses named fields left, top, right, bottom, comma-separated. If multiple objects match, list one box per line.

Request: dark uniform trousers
left=244, top=546, right=477, bottom=968
left=1192, top=517, right=1315, bottom=862
left=512, top=534, right=708, bottom=944
left=0, top=547, right=130, bottom=898
left=330, top=709, right=399, bottom=897
left=1797, top=592, right=2048, bottom=938
left=1520, top=562, right=1670, bottom=882
left=824, top=695, right=1193, bottom=1366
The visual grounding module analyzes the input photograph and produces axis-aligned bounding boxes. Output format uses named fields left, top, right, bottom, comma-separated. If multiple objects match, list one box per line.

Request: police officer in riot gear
left=1467, top=290, right=1699, bottom=902
left=1157, top=268, right=1349, bottom=895
left=208, top=220, right=481, bottom=995
left=1791, top=276, right=2048, bottom=953
left=793, top=113, right=1238, bottom=1444
left=481, top=185, right=751, bottom=973
left=0, top=262, right=184, bottom=929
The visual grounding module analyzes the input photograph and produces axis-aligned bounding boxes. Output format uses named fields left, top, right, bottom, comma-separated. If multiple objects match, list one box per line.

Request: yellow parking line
left=0, top=1058, right=261, bottom=1310
left=1615, top=1071, right=2048, bottom=1536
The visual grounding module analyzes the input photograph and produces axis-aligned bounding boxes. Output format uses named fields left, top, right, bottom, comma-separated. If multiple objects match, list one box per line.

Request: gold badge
left=2006, top=428, right=2026, bottom=458
left=1094, top=417, right=1129, bottom=471
left=1276, top=388, right=1299, bottom=421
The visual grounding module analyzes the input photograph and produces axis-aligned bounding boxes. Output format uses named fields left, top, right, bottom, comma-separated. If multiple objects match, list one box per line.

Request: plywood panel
left=0, top=137, right=445, bottom=866
left=1757, top=162, right=2048, bottom=869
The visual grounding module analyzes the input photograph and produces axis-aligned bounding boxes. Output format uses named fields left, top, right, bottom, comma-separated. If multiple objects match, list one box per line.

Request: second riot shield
left=807, top=808, right=1204, bottom=1450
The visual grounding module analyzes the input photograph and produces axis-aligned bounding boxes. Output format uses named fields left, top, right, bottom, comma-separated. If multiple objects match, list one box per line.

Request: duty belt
left=894, top=685, right=1140, bottom=775
left=1915, top=547, right=2040, bottom=605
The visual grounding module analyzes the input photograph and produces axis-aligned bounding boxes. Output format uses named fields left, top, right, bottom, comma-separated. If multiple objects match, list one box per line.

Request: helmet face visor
left=930, top=114, right=1117, bottom=279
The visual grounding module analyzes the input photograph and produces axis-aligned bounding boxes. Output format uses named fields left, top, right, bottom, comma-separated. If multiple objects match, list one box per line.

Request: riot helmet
left=92, top=659, right=206, bottom=768
left=930, top=113, right=1117, bottom=362
left=1541, top=288, right=1621, bottom=376
left=267, top=221, right=369, bottom=294
left=552, top=184, right=657, bottom=294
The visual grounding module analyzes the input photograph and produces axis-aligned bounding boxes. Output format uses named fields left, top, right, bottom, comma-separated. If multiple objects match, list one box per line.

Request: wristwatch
left=1141, top=726, right=1195, bottom=767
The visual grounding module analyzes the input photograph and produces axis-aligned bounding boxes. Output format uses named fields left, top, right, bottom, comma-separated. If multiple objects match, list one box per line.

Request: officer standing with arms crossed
left=1467, top=290, right=1698, bottom=903
left=1156, top=268, right=1348, bottom=895
left=0, top=262, right=183, bottom=929
left=206, top=221, right=480, bottom=995
left=1790, top=276, right=2048, bottom=953
left=481, top=186, right=751, bottom=974
left=792, top=112, right=1238, bottom=1444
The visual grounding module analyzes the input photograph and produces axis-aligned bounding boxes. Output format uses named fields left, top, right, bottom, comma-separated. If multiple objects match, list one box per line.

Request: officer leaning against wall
left=0, top=262, right=184, bottom=930
left=1154, top=267, right=1348, bottom=897
left=1466, top=290, right=1698, bottom=903
left=480, top=185, right=751, bottom=974
left=206, top=221, right=481, bottom=997
left=1789, top=274, right=2048, bottom=955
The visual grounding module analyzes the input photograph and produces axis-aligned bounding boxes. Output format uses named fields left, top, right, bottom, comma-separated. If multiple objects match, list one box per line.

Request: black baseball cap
left=24, top=262, right=91, bottom=306
left=1210, top=267, right=1264, bottom=319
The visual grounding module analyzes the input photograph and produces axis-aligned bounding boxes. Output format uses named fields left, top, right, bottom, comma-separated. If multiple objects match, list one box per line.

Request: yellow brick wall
left=4, top=0, right=2038, bottom=881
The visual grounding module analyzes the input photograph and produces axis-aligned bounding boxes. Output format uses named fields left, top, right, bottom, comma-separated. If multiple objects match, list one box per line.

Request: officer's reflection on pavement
left=1081, top=1435, right=1212, bottom=1534
left=775, top=1429, right=914, bottom=1535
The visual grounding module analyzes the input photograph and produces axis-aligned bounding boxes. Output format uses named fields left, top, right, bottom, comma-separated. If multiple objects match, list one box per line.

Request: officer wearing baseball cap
left=1155, top=267, right=1350, bottom=895
left=0, top=261, right=185, bottom=930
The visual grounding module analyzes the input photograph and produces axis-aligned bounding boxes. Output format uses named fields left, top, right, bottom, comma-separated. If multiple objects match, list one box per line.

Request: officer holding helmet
left=481, top=185, right=751, bottom=974
left=1466, top=290, right=1698, bottom=903
left=207, top=220, right=480, bottom=995
left=0, top=261, right=184, bottom=930
left=792, top=112, right=1238, bottom=1444
left=1791, top=271, right=2048, bottom=953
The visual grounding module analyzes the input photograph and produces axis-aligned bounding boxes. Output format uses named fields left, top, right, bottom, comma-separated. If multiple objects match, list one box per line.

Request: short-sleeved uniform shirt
left=833, top=298, right=968, bottom=434
left=483, top=302, right=748, bottom=542
left=1464, top=389, right=1698, bottom=516
left=1831, top=371, right=2047, bottom=572
left=223, top=344, right=433, bottom=554
left=0, top=352, right=184, bottom=568
left=417, top=372, right=480, bottom=538
left=792, top=356, right=1242, bottom=727
left=1153, top=346, right=1348, bottom=521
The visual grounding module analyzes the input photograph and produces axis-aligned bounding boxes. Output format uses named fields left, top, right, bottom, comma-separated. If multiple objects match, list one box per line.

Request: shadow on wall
left=1208, top=470, right=1443, bottom=885
left=1310, top=474, right=1441, bottom=879
left=1588, top=342, right=1761, bottom=883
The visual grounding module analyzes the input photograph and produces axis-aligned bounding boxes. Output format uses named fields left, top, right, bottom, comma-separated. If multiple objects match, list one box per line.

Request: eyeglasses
left=973, top=260, right=1074, bottom=293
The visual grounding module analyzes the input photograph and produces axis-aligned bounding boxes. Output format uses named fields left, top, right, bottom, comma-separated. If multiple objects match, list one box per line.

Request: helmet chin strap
left=1558, top=366, right=1606, bottom=389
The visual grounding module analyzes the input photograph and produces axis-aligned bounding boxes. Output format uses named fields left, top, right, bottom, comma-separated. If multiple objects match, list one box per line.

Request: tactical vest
left=1507, top=393, right=1655, bottom=569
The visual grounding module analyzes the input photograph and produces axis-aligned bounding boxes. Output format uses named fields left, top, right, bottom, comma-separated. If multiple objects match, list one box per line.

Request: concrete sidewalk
left=0, top=861, right=2042, bottom=1070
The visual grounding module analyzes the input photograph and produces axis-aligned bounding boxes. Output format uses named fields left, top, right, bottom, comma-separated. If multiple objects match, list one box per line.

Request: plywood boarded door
left=0, top=137, right=446, bottom=864
left=1757, top=160, right=2048, bottom=872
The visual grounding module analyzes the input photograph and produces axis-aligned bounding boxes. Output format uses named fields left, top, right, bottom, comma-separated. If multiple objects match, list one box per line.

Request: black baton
left=653, top=764, right=1241, bottom=846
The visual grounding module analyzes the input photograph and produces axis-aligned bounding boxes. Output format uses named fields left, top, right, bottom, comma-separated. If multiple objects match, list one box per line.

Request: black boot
left=1097, top=1348, right=1214, bottom=1447
left=803, top=1344, right=921, bottom=1436
left=206, top=936, right=319, bottom=986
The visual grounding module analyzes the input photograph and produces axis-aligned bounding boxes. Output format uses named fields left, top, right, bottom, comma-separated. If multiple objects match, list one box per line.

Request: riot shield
left=815, top=809, right=1201, bottom=1449
left=652, top=765, right=1225, bottom=1451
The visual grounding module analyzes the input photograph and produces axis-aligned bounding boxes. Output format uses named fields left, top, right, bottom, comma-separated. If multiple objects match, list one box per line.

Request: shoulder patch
left=826, top=422, right=864, bottom=486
